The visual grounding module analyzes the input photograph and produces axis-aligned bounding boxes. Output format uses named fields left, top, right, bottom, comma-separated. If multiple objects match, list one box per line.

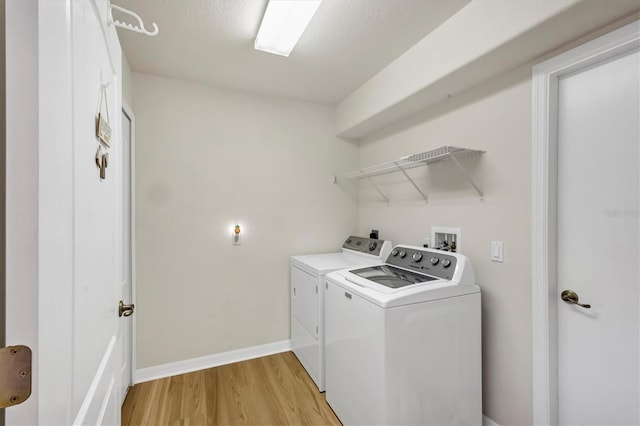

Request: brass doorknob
left=561, top=290, right=591, bottom=309
left=119, top=300, right=135, bottom=317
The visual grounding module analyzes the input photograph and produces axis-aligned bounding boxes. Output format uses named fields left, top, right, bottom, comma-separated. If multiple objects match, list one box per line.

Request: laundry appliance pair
left=291, top=237, right=482, bottom=425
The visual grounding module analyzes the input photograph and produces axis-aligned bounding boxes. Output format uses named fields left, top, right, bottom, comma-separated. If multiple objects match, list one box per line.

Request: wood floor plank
left=123, top=351, right=341, bottom=426
left=150, top=375, right=173, bottom=425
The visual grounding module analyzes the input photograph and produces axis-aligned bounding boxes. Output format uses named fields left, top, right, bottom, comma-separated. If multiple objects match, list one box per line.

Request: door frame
left=122, top=101, right=137, bottom=385
left=531, top=20, right=639, bottom=425
left=5, top=0, right=40, bottom=423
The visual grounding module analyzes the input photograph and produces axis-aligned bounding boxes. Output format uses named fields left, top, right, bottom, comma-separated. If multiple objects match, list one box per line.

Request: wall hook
left=109, top=4, right=159, bottom=36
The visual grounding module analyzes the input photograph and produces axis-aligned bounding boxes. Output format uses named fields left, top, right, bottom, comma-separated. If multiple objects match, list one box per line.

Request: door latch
left=0, top=345, right=32, bottom=408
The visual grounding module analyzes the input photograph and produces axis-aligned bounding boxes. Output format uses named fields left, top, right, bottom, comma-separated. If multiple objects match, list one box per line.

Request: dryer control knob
left=368, top=242, right=377, bottom=251
left=412, top=253, right=423, bottom=262
left=442, top=259, right=451, bottom=268
left=391, top=249, right=399, bottom=257
left=430, top=257, right=439, bottom=265
left=399, top=250, right=407, bottom=258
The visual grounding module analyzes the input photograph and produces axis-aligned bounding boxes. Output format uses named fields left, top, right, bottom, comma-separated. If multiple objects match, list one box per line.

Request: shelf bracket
left=361, top=171, right=390, bottom=205
left=447, top=153, right=484, bottom=200
left=394, top=161, right=428, bottom=203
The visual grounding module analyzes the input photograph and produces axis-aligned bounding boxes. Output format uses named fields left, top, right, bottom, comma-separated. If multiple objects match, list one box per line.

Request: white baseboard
left=134, top=339, right=292, bottom=384
left=483, top=415, right=500, bottom=426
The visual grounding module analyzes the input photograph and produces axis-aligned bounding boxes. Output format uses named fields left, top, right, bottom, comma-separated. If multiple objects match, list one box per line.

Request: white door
left=556, top=48, right=639, bottom=424
left=119, top=106, right=135, bottom=403
left=6, top=1, right=126, bottom=424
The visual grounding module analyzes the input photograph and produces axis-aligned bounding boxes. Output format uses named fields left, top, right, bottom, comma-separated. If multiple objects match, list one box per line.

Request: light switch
left=491, top=241, right=504, bottom=262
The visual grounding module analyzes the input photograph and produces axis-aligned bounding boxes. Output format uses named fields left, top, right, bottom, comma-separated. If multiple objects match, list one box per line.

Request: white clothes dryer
left=290, top=236, right=392, bottom=391
left=325, top=245, right=482, bottom=425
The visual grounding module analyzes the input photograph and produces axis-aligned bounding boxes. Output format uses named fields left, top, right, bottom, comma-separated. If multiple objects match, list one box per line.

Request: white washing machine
left=290, top=236, right=392, bottom=391
left=325, top=245, right=482, bottom=425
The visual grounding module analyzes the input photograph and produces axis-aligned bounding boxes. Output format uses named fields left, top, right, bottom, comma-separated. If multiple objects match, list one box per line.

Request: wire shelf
left=333, top=146, right=486, bottom=202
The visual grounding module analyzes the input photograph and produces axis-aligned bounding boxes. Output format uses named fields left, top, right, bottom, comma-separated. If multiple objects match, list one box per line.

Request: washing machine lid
left=291, top=236, right=392, bottom=276
left=291, top=252, right=364, bottom=276
left=349, top=264, right=438, bottom=288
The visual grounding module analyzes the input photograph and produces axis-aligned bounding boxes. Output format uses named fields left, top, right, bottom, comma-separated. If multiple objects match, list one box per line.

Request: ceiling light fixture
left=254, top=0, right=322, bottom=57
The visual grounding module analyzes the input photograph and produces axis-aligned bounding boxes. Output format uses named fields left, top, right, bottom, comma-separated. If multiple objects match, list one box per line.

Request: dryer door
left=291, top=266, right=318, bottom=338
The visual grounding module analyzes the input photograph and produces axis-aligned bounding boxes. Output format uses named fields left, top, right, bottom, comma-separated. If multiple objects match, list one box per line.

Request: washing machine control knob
left=412, top=253, right=423, bottom=262
left=399, top=250, right=407, bottom=258
left=368, top=242, right=377, bottom=251
left=430, top=257, right=440, bottom=265
left=391, top=249, right=399, bottom=257
left=442, top=259, right=452, bottom=268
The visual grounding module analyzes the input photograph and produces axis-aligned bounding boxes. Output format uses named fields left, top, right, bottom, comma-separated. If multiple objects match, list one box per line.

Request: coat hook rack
left=109, top=4, right=159, bottom=36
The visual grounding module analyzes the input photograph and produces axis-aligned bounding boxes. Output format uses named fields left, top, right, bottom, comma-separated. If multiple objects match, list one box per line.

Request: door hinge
left=316, top=325, right=319, bottom=334
left=315, top=285, right=318, bottom=294
left=0, top=345, right=32, bottom=408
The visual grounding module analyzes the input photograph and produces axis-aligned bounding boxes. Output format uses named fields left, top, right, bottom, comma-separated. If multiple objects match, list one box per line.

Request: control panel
left=386, top=246, right=457, bottom=280
left=342, top=236, right=387, bottom=256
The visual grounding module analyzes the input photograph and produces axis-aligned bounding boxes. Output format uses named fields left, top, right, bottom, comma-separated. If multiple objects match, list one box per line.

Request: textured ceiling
left=114, top=0, right=470, bottom=104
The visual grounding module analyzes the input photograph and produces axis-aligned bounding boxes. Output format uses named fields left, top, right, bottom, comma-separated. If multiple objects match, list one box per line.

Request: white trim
left=122, top=101, right=137, bottom=387
left=95, top=376, right=115, bottom=426
left=74, top=336, right=117, bottom=425
left=483, top=415, right=500, bottom=426
left=135, top=340, right=292, bottom=384
left=531, top=46, right=559, bottom=426
left=531, top=20, right=640, bottom=425
left=6, top=1, right=41, bottom=423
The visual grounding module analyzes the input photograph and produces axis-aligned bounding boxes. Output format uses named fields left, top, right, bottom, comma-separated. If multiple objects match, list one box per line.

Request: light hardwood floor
left=122, top=351, right=341, bottom=425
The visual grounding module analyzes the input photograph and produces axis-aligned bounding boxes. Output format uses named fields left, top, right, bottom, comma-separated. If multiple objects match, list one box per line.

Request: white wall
left=355, top=66, right=532, bottom=425
left=133, top=73, right=357, bottom=369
